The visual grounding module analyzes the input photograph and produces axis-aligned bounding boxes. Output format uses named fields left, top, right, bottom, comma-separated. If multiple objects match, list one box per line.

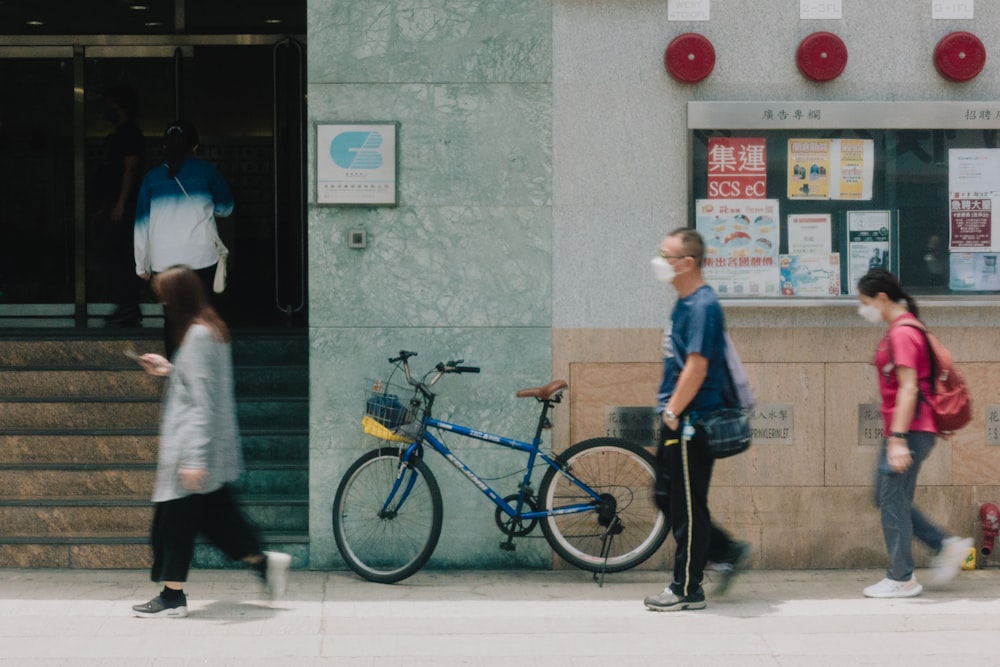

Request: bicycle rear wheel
left=539, top=438, right=668, bottom=572
left=332, top=446, right=443, bottom=583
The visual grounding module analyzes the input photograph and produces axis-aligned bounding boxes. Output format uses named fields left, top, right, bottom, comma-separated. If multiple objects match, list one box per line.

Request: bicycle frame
left=382, top=416, right=606, bottom=523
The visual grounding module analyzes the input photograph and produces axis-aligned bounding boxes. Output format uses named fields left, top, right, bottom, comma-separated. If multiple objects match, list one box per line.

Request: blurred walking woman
left=856, top=268, right=970, bottom=599
left=130, top=266, right=289, bottom=618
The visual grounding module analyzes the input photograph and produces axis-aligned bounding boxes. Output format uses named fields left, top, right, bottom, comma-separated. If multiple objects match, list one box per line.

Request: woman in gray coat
left=130, top=265, right=290, bottom=618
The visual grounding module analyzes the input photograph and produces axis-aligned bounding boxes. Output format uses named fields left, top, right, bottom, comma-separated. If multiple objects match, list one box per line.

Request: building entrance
left=0, top=35, right=306, bottom=329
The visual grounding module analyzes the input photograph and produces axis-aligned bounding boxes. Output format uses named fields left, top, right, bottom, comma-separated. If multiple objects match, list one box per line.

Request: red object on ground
left=934, top=31, right=986, bottom=82
left=981, top=502, right=1000, bottom=555
left=796, top=32, right=848, bottom=82
left=664, top=33, right=716, bottom=83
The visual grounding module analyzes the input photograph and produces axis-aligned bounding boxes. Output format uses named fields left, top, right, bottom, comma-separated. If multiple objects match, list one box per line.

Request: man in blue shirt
left=645, top=228, right=750, bottom=612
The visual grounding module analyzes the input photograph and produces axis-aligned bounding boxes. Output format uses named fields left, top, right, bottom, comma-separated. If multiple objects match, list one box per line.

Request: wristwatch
left=889, top=431, right=908, bottom=439
left=664, top=409, right=678, bottom=422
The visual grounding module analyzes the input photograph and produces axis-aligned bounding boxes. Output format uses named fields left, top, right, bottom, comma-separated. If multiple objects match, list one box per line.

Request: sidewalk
left=2, top=566, right=999, bottom=665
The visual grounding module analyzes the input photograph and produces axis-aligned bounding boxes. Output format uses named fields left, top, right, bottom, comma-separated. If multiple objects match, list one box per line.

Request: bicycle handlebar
left=392, top=350, right=479, bottom=391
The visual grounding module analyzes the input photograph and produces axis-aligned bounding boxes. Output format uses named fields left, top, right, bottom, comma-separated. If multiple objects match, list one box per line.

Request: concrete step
left=0, top=466, right=309, bottom=498
left=0, top=534, right=309, bottom=569
left=0, top=497, right=308, bottom=535
left=0, top=432, right=308, bottom=465
left=0, top=366, right=306, bottom=399
left=0, top=369, right=162, bottom=399
left=0, top=397, right=307, bottom=430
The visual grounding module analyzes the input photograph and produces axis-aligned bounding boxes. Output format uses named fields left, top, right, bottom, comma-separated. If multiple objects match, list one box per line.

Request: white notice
left=668, top=0, right=710, bottom=21
left=800, top=1, right=843, bottom=20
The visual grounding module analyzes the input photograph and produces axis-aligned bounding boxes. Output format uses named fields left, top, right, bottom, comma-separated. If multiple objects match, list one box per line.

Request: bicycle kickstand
left=592, top=515, right=621, bottom=588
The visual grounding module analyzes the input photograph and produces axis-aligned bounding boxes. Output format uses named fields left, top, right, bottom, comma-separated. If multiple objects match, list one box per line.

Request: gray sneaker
left=643, top=587, right=706, bottom=612
left=929, top=536, right=973, bottom=586
left=713, top=541, right=751, bottom=597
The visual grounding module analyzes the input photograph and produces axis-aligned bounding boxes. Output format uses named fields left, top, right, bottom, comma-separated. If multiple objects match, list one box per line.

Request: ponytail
left=857, top=268, right=920, bottom=319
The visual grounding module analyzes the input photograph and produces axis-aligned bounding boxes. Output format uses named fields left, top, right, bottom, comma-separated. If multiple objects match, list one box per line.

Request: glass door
left=0, top=48, right=76, bottom=322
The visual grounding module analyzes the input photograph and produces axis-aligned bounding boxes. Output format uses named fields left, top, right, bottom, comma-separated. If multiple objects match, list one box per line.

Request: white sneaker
left=929, top=536, right=974, bottom=585
left=264, top=551, right=292, bottom=601
left=864, top=576, right=922, bottom=598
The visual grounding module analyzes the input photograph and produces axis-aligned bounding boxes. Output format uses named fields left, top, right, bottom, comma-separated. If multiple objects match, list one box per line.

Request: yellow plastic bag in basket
left=362, top=415, right=414, bottom=443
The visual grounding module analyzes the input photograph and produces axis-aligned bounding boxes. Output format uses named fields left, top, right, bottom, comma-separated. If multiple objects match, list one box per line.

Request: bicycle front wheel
left=332, top=447, right=443, bottom=583
left=539, top=438, right=668, bottom=572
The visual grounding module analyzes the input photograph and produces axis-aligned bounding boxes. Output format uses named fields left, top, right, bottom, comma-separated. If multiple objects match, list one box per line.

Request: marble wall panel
left=309, top=205, right=551, bottom=329
left=308, top=84, right=551, bottom=208
left=949, top=363, right=1000, bottom=486
left=309, top=326, right=551, bottom=569
left=308, top=0, right=551, bottom=84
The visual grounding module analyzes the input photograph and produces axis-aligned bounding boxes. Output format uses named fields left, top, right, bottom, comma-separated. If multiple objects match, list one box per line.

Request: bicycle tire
left=332, top=446, right=443, bottom=583
left=538, top=438, right=668, bottom=573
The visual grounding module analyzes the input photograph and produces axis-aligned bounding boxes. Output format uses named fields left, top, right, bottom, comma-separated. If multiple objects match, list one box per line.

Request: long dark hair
left=163, top=121, right=199, bottom=179
left=153, top=265, right=230, bottom=346
left=857, top=268, right=920, bottom=319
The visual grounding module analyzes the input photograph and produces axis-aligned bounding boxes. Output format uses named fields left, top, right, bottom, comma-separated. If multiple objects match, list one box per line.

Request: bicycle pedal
left=499, top=542, right=517, bottom=552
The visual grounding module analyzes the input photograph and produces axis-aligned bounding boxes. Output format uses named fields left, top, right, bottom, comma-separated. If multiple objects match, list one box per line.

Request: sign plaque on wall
left=986, top=405, right=1000, bottom=445
left=858, top=403, right=884, bottom=445
left=605, top=407, right=660, bottom=448
left=748, top=404, right=794, bottom=444
left=316, top=121, right=399, bottom=206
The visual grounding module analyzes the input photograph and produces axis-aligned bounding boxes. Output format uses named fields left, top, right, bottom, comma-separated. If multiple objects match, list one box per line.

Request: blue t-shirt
left=657, top=284, right=730, bottom=415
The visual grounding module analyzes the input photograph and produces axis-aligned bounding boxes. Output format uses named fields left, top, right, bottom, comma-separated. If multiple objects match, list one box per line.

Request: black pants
left=160, top=264, right=216, bottom=359
left=658, top=421, right=735, bottom=597
left=149, top=485, right=261, bottom=583
left=100, top=209, right=140, bottom=315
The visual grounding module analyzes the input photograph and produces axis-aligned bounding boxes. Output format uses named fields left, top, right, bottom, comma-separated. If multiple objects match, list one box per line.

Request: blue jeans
left=872, top=431, right=946, bottom=581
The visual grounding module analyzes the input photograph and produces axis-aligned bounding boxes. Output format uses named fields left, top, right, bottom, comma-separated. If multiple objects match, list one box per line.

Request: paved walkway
left=1, top=566, right=999, bottom=665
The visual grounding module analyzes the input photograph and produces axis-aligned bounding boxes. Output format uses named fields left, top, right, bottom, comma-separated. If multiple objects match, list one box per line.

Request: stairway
left=0, top=330, right=309, bottom=569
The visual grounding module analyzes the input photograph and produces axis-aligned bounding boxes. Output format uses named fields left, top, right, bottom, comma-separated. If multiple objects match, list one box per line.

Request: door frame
left=0, top=34, right=303, bottom=328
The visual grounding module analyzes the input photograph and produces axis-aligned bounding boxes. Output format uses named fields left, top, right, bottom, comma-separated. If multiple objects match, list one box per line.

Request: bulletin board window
left=688, top=102, right=1000, bottom=299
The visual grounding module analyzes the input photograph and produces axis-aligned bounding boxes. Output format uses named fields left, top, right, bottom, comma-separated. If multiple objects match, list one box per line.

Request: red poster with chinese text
left=707, top=138, right=767, bottom=199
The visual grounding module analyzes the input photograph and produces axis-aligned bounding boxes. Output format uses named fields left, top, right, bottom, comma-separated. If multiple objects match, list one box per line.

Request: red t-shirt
left=873, top=313, right=937, bottom=435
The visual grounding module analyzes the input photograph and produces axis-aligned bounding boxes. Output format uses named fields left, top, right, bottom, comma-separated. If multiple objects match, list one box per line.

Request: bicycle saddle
left=516, top=380, right=568, bottom=400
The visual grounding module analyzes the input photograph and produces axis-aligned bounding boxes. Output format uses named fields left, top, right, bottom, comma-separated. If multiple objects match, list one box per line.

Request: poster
left=707, top=137, right=767, bottom=199
left=846, top=210, right=891, bottom=294
left=787, top=139, right=831, bottom=199
left=695, top=199, right=781, bottom=297
left=787, top=213, right=832, bottom=254
left=788, top=138, right=874, bottom=201
left=779, top=253, right=841, bottom=296
left=948, top=149, right=1000, bottom=250
left=950, top=252, right=1000, bottom=291
left=831, top=139, right=874, bottom=200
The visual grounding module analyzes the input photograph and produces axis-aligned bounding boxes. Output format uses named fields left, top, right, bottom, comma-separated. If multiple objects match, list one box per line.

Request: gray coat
left=152, top=324, right=242, bottom=503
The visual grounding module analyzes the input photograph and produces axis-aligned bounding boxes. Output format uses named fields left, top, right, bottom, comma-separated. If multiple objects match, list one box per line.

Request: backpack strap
left=886, top=319, right=936, bottom=417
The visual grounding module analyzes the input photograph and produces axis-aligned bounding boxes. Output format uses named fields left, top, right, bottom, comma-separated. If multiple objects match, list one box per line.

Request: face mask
left=651, top=256, right=675, bottom=283
left=857, top=303, right=883, bottom=324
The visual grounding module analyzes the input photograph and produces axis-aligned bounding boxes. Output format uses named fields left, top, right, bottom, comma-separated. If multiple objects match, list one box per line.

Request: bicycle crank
left=495, top=494, right=538, bottom=537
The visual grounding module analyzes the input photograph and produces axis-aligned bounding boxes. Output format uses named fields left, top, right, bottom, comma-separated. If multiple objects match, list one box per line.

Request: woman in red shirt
left=857, top=268, right=971, bottom=599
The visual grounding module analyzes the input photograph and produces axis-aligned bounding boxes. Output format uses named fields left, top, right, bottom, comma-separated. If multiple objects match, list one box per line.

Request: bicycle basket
left=362, top=380, right=421, bottom=443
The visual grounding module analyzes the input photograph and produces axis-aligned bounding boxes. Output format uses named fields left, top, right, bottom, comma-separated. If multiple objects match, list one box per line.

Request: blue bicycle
left=332, top=351, right=669, bottom=583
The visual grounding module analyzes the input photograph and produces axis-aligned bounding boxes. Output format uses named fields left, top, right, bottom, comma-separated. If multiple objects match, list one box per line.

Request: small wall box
left=348, top=229, right=367, bottom=248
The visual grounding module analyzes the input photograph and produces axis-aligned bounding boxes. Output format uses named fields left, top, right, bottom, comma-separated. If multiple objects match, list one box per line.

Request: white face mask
left=651, top=256, right=676, bottom=283
left=857, top=303, right=883, bottom=324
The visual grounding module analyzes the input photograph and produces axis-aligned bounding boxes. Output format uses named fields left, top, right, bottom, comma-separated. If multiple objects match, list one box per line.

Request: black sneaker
left=643, top=587, right=706, bottom=612
left=712, top=541, right=751, bottom=597
left=132, top=593, right=188, bottom=618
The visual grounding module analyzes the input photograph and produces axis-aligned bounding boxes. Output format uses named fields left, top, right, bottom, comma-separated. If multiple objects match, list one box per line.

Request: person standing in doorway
left=130, top=266, right=290, bottom=618
left=96, top=84, right=144, bottom=327
left=135, top=121, right=233, bottom=358
left=856, top=268, right=972, bottom=598
left=644, top=227, right=749, bottom=612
